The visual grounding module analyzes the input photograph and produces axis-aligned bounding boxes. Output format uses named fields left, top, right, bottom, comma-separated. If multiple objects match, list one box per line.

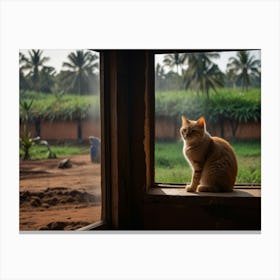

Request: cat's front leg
left=186, top=169, right=202, bottom=192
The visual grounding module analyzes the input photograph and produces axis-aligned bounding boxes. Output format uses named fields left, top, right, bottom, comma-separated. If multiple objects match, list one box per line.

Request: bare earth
left=20, top=154, right=101, bottom=231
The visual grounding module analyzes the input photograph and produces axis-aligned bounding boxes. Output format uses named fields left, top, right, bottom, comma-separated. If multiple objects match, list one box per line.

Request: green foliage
left=40, top=140, right=57, bottom=159
left=155, top=88, right=261, bottom=124
left=19, top=50, right=99, bottom=95
left=19, top=144, right=89, bottom=159
left=162, top=53, right=188, bottom=74
left=183, top=53, right=224, bottom=98
left=60, top=50, right=99, bottom=95
left=20, top=98, right=38, bottom=160
left=226, top=51, right=261, bottom=92
left=155, top=140, right=261, bottom=184
left=20, top=50, right=52, bottom=92
left=204, top=91, right=261, bottom=124
left=20, top=91, right=100, bottom=121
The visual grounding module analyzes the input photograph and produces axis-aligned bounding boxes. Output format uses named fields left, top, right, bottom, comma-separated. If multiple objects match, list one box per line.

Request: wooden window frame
left=77, top=51, right=110, bottom=231
left=147, top=50, right=260, bottom=230
left=80, top=49, right=261, bottom=231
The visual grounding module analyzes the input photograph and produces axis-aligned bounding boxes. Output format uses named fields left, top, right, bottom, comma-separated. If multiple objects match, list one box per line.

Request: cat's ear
left=181, top=115, right=190, bottom=126
left=197, top=117, right=205, bottom=128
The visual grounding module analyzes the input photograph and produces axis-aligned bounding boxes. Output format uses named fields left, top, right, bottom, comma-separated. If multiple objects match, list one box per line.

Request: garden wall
left=20, top=118, right=260, bottom=142
left=20, top=119, right=101, bottom=143
left=155, top=118, right=261, bottom=140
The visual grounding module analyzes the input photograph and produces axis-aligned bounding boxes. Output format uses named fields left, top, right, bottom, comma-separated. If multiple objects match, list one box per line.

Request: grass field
left=155, top=140, right=261, bottom=184
left=21, top=140, right=261, bottom=185
left=20, top=144, right=89, bottom=160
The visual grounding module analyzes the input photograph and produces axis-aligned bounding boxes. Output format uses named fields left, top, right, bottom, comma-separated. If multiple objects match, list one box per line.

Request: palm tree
left=226, top=51, right=261, bottom=92
left=163, top=53, right=187, bottom=74
left=155, top=63, right=166, bottom=90
left=226, top=68, right=237, bottom=88
left=40, top=66, right=56, bottom=93
left=22, top=50, right=50, bottom=91
left=62, top=50, right=99, bottom=95
left=183, top=53, right=224, bottom=99
left=19, top=52, right=30, bottom=92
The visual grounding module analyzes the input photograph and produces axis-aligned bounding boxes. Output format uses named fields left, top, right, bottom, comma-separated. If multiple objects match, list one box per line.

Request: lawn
left=21, top=140, right=261, bottom=184
left=20, top=144, right=89, bottom=160
left=155, top=140, right=261, bottom=184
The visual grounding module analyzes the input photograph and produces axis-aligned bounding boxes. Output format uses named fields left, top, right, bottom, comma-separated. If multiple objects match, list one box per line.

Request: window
left=23, top=50, right=260, bottom=231
left=19, top=49, right=103, bottom=231
left=154, top=50, right=261, bottom=187
left=99, top=50, right=260, bottom=230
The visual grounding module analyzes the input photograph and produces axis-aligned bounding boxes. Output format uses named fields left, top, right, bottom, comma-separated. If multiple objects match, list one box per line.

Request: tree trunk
left=229, top=119, right=238, bottom=138
left=220, top=117, right=225, bottom=138
left=23, top=147, right=30, bottom=160
left=174, top=117, right=178, bottom=139
left=34, top=118, right=41, bottom=137
left=78, top=71, right=82, bottom=95
left=77, top=117, right=82, bottom=143
left=206, top=87, right=209, bottom=99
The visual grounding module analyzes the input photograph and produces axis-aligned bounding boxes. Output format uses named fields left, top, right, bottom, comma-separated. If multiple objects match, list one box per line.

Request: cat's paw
left=185, top=185, right=195, bottom=192
left=197, top=185, right=218, bottom=192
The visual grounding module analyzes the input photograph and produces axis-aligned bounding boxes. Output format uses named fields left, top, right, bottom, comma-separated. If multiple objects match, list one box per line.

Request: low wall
left=20, top=118, right=260, bottom=142
left=156, top=118, right=261, bottom=140
left=20, top=119, right=101, bottom=143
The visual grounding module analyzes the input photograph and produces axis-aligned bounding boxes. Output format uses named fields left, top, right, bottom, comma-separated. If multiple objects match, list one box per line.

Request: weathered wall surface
left=156, top=118, right=261, bottom=140
left=20, top=119, right=101, bottom=142
left=20, top=118, right=260, bottom=142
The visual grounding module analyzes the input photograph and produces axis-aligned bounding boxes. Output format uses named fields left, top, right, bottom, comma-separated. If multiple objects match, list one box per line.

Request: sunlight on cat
left=180, top=116, right=238, bottom=192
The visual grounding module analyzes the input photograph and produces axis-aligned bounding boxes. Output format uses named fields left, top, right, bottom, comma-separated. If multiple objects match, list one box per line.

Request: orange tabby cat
left=180, top=115, right=237, bottom=192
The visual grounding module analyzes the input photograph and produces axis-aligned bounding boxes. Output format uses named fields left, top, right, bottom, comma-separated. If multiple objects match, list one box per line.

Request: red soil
left=20, top=154, right=101, bottom=231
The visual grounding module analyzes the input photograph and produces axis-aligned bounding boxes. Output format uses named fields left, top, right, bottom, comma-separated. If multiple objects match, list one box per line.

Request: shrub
left=19, top=91, right=100, bottom=122
left=155, top=89, right=261, bottom=137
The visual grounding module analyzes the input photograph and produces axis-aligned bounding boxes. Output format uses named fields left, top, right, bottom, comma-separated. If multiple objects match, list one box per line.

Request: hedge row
left=20, top=89, right=261, bottom=123
left=155, top=88, right=261, bottom=123
left=20, top=91, right=100, bottom=121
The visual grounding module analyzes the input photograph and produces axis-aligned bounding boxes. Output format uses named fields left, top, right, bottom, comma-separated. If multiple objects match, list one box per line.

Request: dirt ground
left=20, top=154, right=101, bottom=231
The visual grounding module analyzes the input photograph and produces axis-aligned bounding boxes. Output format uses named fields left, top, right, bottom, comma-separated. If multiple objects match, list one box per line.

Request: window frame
left=81, top=49, right=261, bottom=231
left=151, top=49, right=261, bottom=188
left=145, top=50, right=261, bottom=230
left=77, top=51, right=110, bottom=231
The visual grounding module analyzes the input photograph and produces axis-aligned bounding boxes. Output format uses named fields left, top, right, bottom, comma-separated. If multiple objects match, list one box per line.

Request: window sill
left=148, top=184, right=260, bottom=198
left=76, top=220, right=107, bottom=231
left=144, top=185, right=261, bottom=230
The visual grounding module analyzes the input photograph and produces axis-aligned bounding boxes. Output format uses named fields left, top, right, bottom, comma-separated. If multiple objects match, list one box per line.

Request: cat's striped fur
left=180, top=116, right=238, bottom=192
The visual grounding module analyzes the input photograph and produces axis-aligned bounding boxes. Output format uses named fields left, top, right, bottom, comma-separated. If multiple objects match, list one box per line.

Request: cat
left=180, top=115, right=238, bottom=192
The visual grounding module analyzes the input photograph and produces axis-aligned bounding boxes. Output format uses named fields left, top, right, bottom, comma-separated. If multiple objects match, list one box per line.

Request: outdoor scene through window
left=19, top=49, right=101, bottom=230
left=155, top=50, right=261, bottom=185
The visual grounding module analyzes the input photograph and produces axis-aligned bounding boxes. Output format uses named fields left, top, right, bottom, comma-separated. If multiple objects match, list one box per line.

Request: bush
left=156, top=88, right=261, bottom=125
left=19, top=91, right=100, bottom=121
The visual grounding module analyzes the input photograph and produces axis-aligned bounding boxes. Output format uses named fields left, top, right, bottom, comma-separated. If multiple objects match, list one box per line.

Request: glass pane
left=19, top=49, right=101, bottom=230
left=155, top=50, right=261, bottom=185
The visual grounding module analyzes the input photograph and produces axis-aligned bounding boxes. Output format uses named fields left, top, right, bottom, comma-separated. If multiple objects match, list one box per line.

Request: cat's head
left=180, top=115, right=206, bottom=144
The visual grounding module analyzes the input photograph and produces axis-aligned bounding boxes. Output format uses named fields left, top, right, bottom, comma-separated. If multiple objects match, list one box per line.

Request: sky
left=20, top=49, right=79, bottom=74
left=155, top=50, right=261, bottom=73
left=20, top=49, right=261, bottom=74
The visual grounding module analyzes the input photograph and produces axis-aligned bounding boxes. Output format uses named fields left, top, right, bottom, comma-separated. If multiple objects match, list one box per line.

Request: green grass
left=156, top=88, right=261, bottom=103
left=155, top=140, right=261, bottom=184
left=21, top=140, right=261, bottom=185
left=20, top=144, right=89, bottom=160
